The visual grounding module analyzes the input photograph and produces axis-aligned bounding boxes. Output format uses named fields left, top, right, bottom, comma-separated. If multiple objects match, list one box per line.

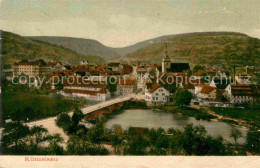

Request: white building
left=80, top=60, right=89, bottom=65
left=60, top=77, right=109, bottom=101
left=224, top=84, right=254, bottom=104
left=197, top=85, right=217, bottom=101
left=145, top=83, right=170, bottom=105
left=13, top=60, right=51, bottom=76
left=107, top=62, right=122, bottom=71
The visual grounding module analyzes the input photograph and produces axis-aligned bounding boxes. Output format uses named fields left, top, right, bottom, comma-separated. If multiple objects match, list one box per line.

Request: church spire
left=162, top=41, right=171, bottom=74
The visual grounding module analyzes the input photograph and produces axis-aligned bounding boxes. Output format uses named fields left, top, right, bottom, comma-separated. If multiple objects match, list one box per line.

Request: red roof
left=149, top=83, right=161, bottom=93
left=62, top=77, right=106, bottom=88
left=182, top=84, right=195, bottom=90
left=63, top=88, right=106, bottom=95
left=108, top=62, right=120, bottom=67
left=193, top=69, right=205, bottom=76
left=230, top=84, right=259, bottom=96
left=200, top=85, right=216, bottom=94
left=117, top=79, right=135, bottom=85
left=17, top=61, right=41, bottom=66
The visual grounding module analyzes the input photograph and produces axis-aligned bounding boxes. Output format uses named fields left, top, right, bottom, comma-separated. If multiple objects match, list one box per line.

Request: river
left=106, top=109, right=248, bottom=144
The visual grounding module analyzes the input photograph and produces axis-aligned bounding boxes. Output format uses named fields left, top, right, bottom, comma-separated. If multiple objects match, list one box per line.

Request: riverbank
left=83, top=99, right=258, bottom=131
left=158, top=105, right=217, bottom=121
left=206, top=107, right=260, bottom=129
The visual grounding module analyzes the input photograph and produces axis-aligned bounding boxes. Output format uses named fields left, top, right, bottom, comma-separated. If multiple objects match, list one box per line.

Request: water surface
left=106, top=109, right=248, bottom=144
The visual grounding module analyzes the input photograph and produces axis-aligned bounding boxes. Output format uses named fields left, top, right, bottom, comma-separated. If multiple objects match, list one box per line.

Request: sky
left=0, top=0, right=260, bottom=47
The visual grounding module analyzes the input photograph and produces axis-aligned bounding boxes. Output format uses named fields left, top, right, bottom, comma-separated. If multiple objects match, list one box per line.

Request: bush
left=56, top=113, right=72, bottom=132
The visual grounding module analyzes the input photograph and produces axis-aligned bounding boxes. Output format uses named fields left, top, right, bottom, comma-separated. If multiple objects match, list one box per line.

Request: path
left=0, top=93, right=144, bottom=146
left=203, top=107, right=249, bottom=127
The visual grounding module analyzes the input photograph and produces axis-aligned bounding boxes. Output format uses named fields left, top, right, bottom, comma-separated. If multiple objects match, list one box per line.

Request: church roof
left=166, top=63, right=190, bottom=73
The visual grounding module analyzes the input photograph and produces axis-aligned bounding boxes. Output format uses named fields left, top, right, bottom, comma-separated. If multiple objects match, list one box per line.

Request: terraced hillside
left=126, top=32, right=260, bottom=68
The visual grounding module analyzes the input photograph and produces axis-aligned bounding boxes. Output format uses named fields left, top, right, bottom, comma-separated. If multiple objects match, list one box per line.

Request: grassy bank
left=210, top=107, right=260, bottom=128
left=160, top=106, right=217, bottom=121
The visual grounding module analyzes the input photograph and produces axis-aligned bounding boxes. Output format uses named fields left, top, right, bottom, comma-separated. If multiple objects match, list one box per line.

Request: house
left=47, top=60, right=63, bottom=71
left=224, top=84, right=260, bottom=104
left=117, top=79, right=135, bottom=96
left=73, top=65, right=91, bottom=77
left=121, top=64, right=133, bottom=74
left=107, top=62, right=122, bottom=71
left=195, top=84, right=208, bottom=95
left=197, top=85, right=217, bottom=101
left=80, top=60, right=89, bottom=65
left=62, top=65, right=72, bottom=71
left=13, top=60, right=51, bottom=76
left=192, top=69, right=205, bottom=79
left=205, top=68, right=227, bottom=78
left=59, top=77, right=109, bottom=101
left=209, top=78, right=233, bottom=89
left=145, top=83, right=170, bottom=105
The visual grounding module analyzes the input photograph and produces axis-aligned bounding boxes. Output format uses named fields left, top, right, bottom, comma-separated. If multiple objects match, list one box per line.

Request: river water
left=106, top=109, right=248, bottom=144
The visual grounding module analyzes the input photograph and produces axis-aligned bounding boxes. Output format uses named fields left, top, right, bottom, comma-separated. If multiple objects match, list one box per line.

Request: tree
left=124, top=134, right=148, bottom=155
left=174, top=89, right=192, bottom=107
left=30, top=125, right=48, bottom=149
left=56, top=113, right=72, bottom=132
left=230, top=129, right=242, bottom=144
left=67, top=135, right=86, bottom=155
left=201, top=72, right=210, bottom=83
left=106, top=77, right=117, bottom=97
left=246, top=128, right=260, bottom=154
left=3, top=122, right=30, bottom=151
left=111, top=125, right=123, bottom=153
left=72, top=107, right=84, bottom=126
left=149, top=69, right=157, bottom=77
left=193, top=65, right=205, bottom=73
left=47, top=133, right=64, bottom=155
left=87, top=117, right=106, bottom=144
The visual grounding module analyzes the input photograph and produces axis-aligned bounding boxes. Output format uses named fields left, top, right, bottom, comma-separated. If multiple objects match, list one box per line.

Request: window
left=162, top=93, right=165, bottom=96
left=156, top=97, right=158, bottom=100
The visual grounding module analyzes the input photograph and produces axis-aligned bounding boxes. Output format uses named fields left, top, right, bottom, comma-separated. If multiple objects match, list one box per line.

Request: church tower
left=162, top=42, right=171, bottom=73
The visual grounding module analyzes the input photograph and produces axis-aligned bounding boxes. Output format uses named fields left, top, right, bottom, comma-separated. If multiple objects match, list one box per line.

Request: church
left=162, top=43, right=190, bottom=74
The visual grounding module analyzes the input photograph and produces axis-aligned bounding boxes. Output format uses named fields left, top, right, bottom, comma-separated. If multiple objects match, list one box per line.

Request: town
left=2, top=44, right=260, bottom=107
left=2, top=42, right=260, bottom=156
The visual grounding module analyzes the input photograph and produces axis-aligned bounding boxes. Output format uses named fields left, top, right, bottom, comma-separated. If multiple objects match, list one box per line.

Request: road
left=0, top=93, right=144, bottom=145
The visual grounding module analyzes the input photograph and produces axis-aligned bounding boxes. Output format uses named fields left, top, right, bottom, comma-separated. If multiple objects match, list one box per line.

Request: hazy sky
left=1, top=0, right=260, bottom=47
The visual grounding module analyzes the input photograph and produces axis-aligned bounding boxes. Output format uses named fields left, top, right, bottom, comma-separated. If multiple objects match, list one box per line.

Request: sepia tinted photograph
left=0, top=1, right=259, bottom=166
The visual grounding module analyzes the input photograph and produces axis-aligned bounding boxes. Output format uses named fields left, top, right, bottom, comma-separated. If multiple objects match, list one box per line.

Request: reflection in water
left=106, top=109, right=248, bottom=144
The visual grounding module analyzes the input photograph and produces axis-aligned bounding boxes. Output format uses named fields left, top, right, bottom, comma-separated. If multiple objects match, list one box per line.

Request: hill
left=2, top=31, right=106, bottom=65
left=125, top=32, right=260, bottom=67
left=29, top=36, right=121, bottom=60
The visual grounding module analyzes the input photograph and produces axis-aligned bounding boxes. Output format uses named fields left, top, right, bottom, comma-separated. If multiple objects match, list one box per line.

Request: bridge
left=0, top=93, right=144, bottom=143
